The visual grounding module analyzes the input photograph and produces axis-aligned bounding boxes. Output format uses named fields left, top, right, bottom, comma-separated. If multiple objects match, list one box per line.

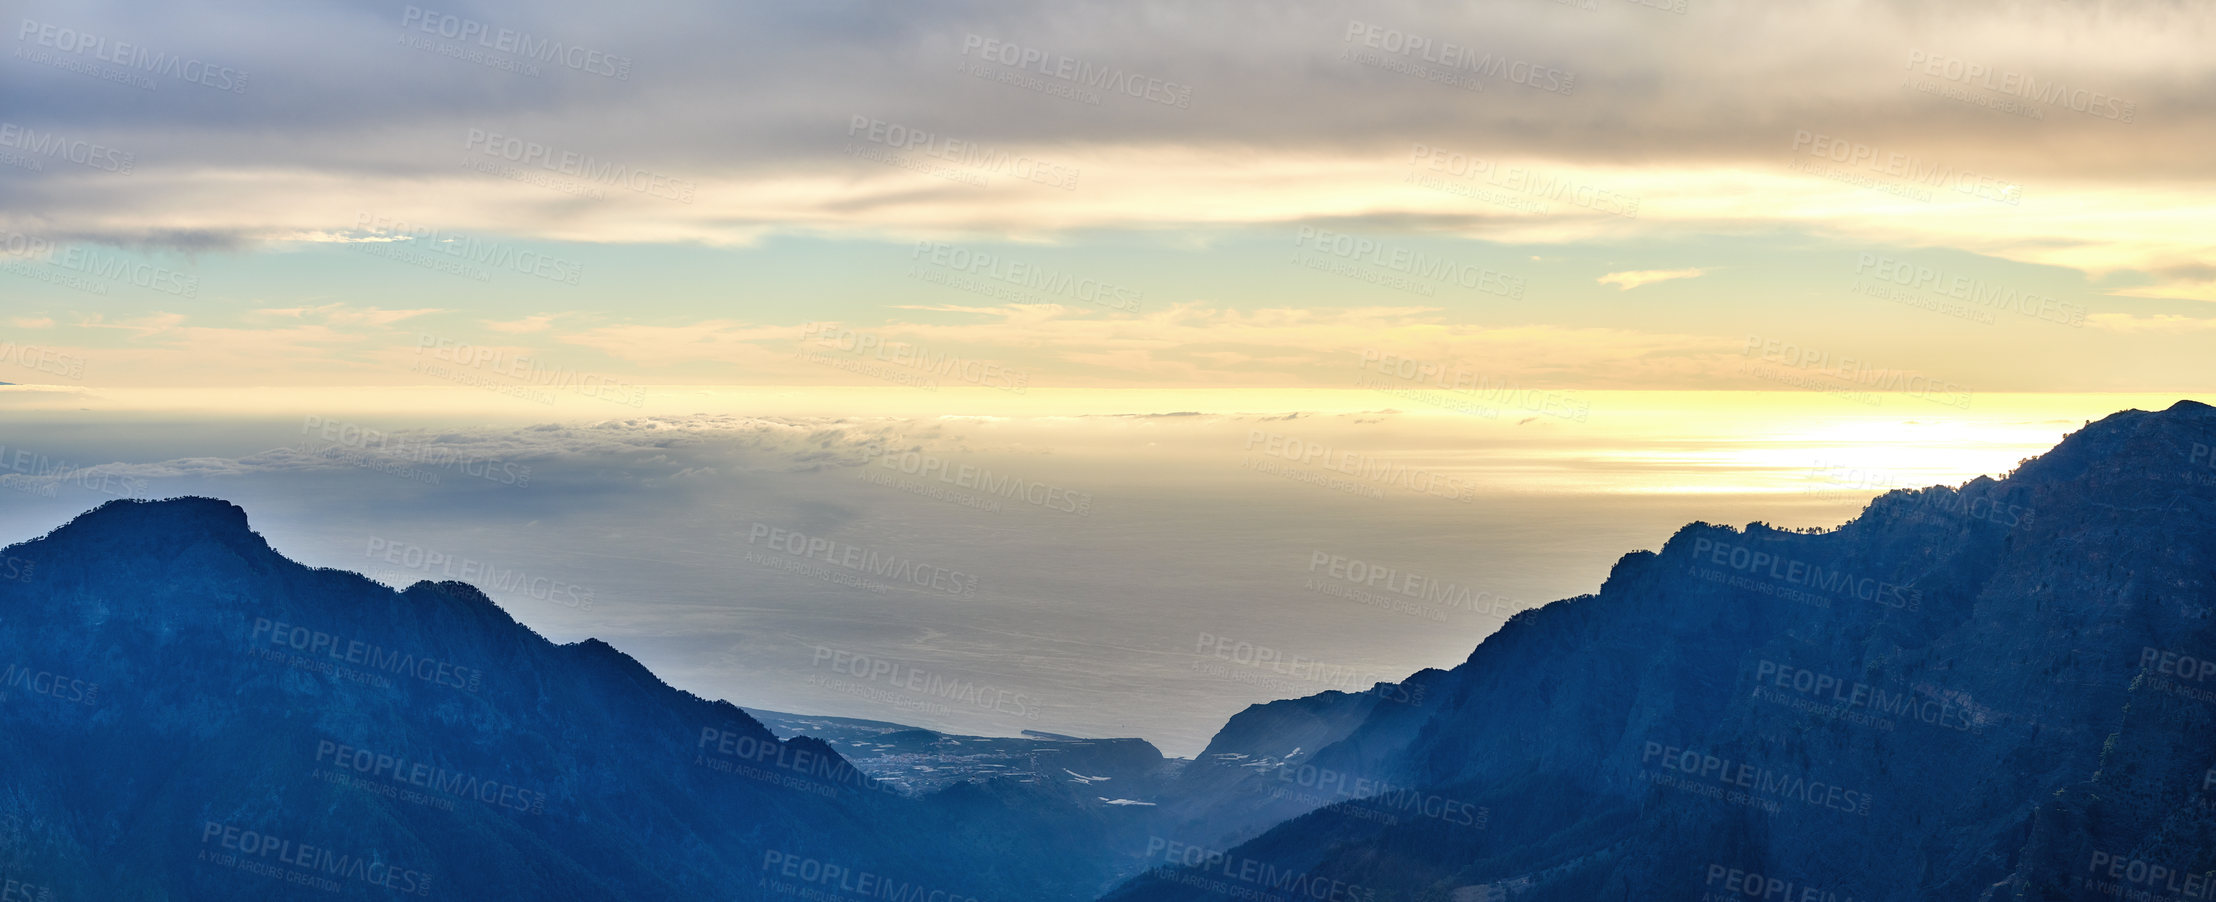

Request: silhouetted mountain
left=0, top=497, right=1143, bottom=900
left=1106, top=400, right=2216, bottom=902
left=10, top=402, right=2215, bottom=901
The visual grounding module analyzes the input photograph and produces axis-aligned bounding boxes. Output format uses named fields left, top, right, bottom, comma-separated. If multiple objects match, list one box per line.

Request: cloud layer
left=4, top=0, right=2214, bottom=296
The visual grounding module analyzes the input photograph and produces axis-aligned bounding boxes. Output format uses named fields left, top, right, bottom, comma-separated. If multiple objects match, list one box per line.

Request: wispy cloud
left=2085, top=313, right=2216, bottom=332
left=485, top=315, right=566, bottom=334
left=257, top=304, right=442, bottom=326
left=1598, top=268, right=1706, bottom=290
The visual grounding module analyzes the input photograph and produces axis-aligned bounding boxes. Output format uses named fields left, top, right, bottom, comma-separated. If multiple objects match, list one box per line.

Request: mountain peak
left=29, top=496, right=267, bottom=558
left=2006, top=397, right=2215, bottom=489
left=67, top=495, right=253, bottom=531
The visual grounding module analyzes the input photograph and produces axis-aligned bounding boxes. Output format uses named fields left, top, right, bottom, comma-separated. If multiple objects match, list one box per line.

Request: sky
left=1, top=0, right=2212, bottom=395
left=1, top=0, right=2210, bottom=754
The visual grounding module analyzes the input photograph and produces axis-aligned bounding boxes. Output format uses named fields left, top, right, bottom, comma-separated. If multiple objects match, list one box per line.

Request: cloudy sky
left=2, top=0, right=2212, bottom=394
left=1, top=0, right=2209, bottom=752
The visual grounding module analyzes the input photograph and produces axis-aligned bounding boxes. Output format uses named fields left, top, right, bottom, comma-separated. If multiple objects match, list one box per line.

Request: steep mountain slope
left=1106, top=401, right=2216, bottom=902
left=9, top=402, right=2211, bottom=901
left=0, top=497, right=1131, bottom=900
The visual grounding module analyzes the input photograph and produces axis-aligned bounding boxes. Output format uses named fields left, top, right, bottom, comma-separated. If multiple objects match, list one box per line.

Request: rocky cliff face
left=1106, top=400, right=2216, bottom=902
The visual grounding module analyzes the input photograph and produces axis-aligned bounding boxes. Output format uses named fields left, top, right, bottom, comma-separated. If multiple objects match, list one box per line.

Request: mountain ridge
left=1105, top=399, right=2216, bottom=901
left=0, top=494, right=1147, bottom=900
left=6, top=400, right=2213, bottom=900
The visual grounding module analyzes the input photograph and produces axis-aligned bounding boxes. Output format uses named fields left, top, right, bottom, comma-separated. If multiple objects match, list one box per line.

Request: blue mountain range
left=5, top=401, right=2215, bottom=900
